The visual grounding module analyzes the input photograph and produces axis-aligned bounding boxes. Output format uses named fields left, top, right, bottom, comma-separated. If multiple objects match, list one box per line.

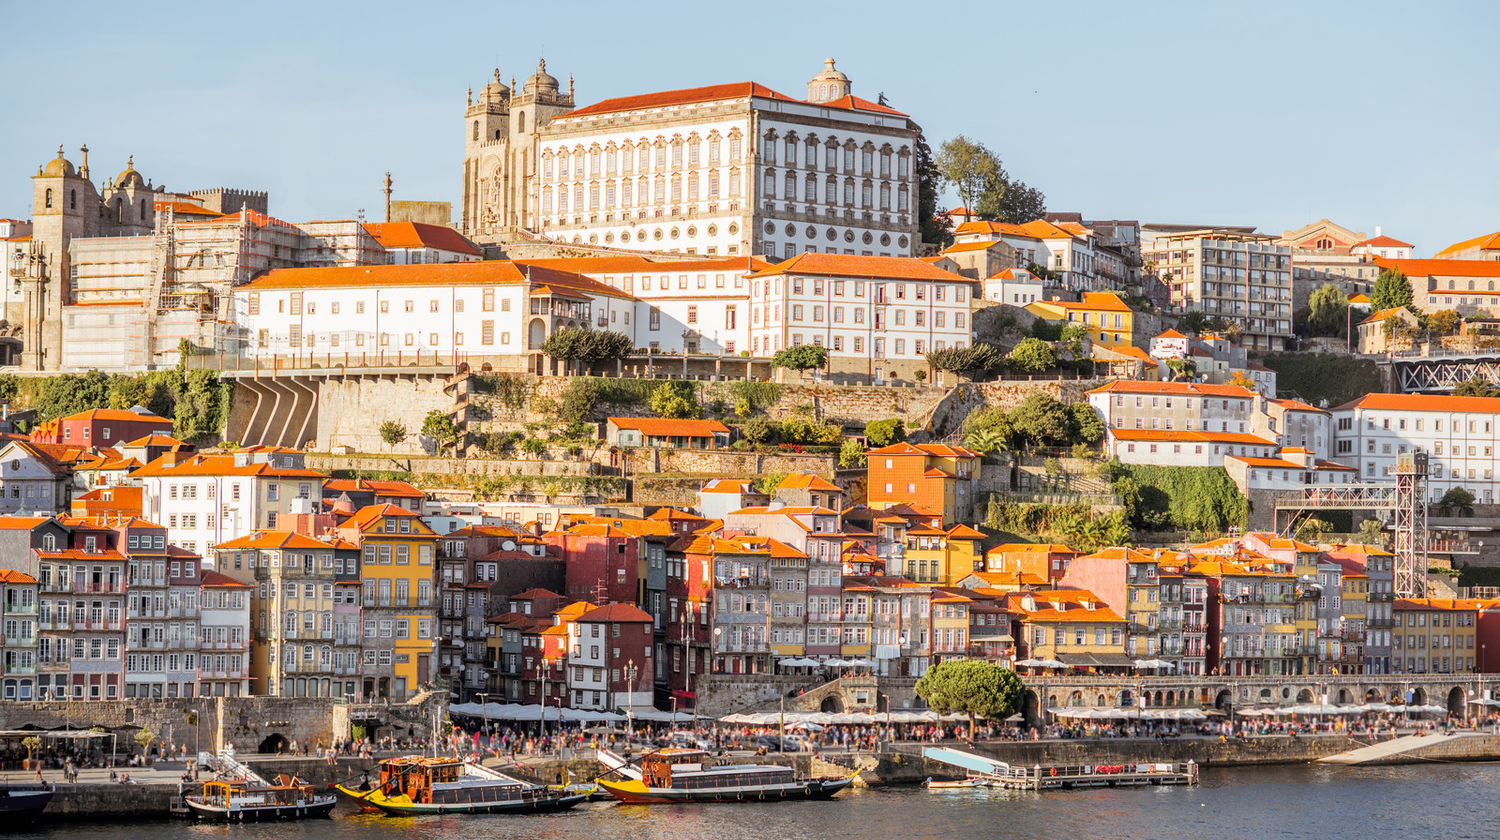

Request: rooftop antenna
left=383, top=172, right=393, bottom=223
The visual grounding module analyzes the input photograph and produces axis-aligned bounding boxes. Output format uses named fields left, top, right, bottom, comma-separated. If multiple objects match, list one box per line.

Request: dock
left=921, top=747, right=1198, bottom=791
left=1318, top=733, right=1466, bottom=766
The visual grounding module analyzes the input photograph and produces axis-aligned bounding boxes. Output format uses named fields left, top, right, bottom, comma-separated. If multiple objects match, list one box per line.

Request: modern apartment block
left=1142, top=227, right=1293, bottom=351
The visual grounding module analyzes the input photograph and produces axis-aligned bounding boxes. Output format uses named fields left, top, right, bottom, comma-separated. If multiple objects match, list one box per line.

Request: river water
left=21, top=764, right=1500, bottom=840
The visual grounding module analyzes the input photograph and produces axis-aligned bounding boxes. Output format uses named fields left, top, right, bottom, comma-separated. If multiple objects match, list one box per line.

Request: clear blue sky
left=3, top=0, right=1494, bottom=254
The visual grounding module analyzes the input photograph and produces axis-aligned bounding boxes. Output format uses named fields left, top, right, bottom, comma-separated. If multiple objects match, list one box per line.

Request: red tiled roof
left=323, top=478, right=424, bottom=498
left=1434, top=231, right=1500, bottom=258
left=747, top=252, right=968, bottom=283
left=239, top=260, right=636, bottom=302
left=577, top=602, right=653, bottom=623
left=776, top=472, right=841, bottom=493
left=130, top=452, right=325, bottom=479
left=0, top=569, right=38, bottom=584
left=0, top=516, right=49, bottom=530
left=362, top=222, right=482, bottom=256
left=214, top=530, right=335, bottom=550
left=1351, top=234, right=1412, bottom=249
left=814, top=93, right=907, bottom=116
left=1087, top=380, right=1257, bottom=398
left=1155, top=329, right=1187, bottom=339
left=866, top=441, right=980, bottom=458
left=1109, top=429, right=1277, bottom=446
left=567, top=82, right=797, bottom=117
left=608, top=417, right=729, bottom=437
left=200, top=569, right=252, bottom=588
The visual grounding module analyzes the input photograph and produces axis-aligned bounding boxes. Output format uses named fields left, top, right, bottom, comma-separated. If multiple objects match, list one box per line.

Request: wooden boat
left=595, top=748, right=855, bottom=804
left=334, top=756, right=590, bottom=815
left=180, top=775, right=336, bottom=821
left=0, top=783, right=54, bottom=821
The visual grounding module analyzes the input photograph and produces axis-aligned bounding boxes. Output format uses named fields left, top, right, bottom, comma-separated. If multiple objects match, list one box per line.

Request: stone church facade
left=461, top=59, right=921, bottom=261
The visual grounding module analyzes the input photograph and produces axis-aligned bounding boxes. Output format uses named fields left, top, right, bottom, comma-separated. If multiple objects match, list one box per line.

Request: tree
left=22, top=735, right=41, bottom=768
left=135, top=726, right=157, bottom=755
left=926, top=343, right=1004, bottom=378
left=993, top=179, right=1046, bottom=226
left=865, top=418, right=906, bottom=448
left=378, top=420, right=407, bottom=449
left=741, top=416, right=775, bottom=446
left=1227, top=371, right=1257, bottom=390
left=421, top=410, right=459, bottom=454
left=935, top=136, right=1003, bottom=223
left=540, top=328, right=633, bottom=374
left=1440, top=487, right=1476, bottom=516
left=962, top=406, right=1016, bottom=455
left=1453, top=377, right=1500, bottom=398
left=1068, top=402, right=1104, bottom=445
left=838, top=438, right=866, bottom=468
left=559, top=378, right=600, bottom=424
left=771, top=344, right=828, bottom=374
left=1007, top=337, right=1057, bottom=373
left=1356, top=518, right=1385, bottom=547
left=1425, top=309, right=1461, bottom=336
left=1007, top=392, right=1072, bottom=446
left=914, top=659, right=1023, bottom=739
left=1304, top=283, right=1350, bottom=338
left=649, top=381, right=700, bottom=419
left=1370, top=268, right=1413, bottom=312
left=912, top=125, right=950, bottom=248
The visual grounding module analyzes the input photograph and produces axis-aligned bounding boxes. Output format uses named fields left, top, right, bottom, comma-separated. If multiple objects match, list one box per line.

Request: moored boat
left=334, top=756, right=590, bottom=815
left=180, top=775, right=336, bottom=822
left=595, top=748, right=855, bottom=804
left=0, top=783, right=54, bottom=821
left=925, top=777, right=992, bottom=789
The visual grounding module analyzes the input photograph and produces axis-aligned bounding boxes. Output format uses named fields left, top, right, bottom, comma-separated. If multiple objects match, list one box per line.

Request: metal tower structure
left=1393, top=451, right=1429, bottom=598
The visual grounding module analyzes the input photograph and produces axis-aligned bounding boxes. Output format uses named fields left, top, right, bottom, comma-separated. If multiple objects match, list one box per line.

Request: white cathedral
left=461, top=58, right=921, bottom=260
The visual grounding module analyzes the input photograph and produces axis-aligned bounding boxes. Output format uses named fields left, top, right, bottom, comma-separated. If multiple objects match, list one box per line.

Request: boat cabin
left=640, top=749, right=796, bottom=790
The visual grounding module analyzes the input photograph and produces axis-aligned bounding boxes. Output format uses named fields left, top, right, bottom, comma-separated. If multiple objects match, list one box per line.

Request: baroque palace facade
left=461, top=58, right=921, bottom=260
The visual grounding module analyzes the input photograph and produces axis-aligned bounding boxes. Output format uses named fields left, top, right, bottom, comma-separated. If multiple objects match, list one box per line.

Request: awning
left=1059, top=653, right=1136, bottom=668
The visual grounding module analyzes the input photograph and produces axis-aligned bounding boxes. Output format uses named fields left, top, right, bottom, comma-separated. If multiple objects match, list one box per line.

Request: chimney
left=1375, top=225, right=1382, bottom=237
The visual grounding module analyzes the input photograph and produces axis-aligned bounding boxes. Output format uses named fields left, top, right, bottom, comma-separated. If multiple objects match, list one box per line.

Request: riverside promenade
left=9, top=730, right=1500, bottom=821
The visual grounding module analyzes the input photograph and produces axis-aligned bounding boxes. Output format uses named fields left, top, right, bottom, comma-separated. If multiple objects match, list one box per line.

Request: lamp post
left=477, top=692, right=489, bottom=737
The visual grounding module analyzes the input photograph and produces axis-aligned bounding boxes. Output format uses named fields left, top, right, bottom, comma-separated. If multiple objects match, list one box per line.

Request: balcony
left=168, top=606, right=199, bottom=619
left=5, top=634, right=36, bottom=647
left=126, top=638, right=170, bottom=651
left=76, top=582, right=124, bottom=594
left=200, top=639, right=247, bottom=651
left=72, top=619, right=124, bottom=632
left=203, top=669, right=246, bottom=680
left=4, top=664, right=37, bottom=675
left=3, top=601, right=37, bottom=615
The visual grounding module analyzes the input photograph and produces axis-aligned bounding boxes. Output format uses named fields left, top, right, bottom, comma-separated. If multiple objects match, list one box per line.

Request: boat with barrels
left=335, top=755, right=591, bottom=815
left=179, top=774, right=336, bottom=821
left=595, top=748, right=855, bottom=804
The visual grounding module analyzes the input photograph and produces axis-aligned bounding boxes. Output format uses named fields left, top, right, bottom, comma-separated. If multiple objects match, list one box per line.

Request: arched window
left=70, top=190, right=77, bottom=210
left=472, top=121, right=479, bottom=141
left=517, top=112, right=526, bottom=132
left=784, top=172, right=797, bottom=200
left=141, top=202, right=148, bottom=221
left=45, top=189, right=53, bottom=209
left=494, top=130, right=501, bottom=140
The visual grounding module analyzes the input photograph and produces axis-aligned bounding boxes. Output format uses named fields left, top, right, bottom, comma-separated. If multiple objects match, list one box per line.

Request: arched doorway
left=258, top=733, right=288, bottom=754
left=1165, top=690, right=1176, bottom=706
left=528, top=318, right=547, bottom=350
left=1296, top=688, right=1314, bottom=703
left=1412, top=687, right=1428, bottom=706
left=1447, top=687, right=1465, bottom=717
left=1120, top=688, right=1136, bottom=708
left=1214, top=689, right=1233, bottom=711
left=1365, top=687, right=1383, bottom=702
left=1335, top=688, right=1352, bottom=705
left=820, top=694, right=843, bottom=713
left=1067, top=690, right=1085, bottom=707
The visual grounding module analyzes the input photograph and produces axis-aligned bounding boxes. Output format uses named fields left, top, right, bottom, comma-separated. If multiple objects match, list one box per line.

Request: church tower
left=461, top=61, right=575, bottom=238
left=806, top=57, right=852, bottom=103
left=26, top=146, right=100, bottom=370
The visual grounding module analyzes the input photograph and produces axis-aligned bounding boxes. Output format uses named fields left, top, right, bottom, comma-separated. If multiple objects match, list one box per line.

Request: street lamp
left=477, top=692, right=489, bottom=737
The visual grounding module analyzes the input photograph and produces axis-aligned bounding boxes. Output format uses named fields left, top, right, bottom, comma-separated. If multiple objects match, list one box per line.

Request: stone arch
left=1166, top=690, right=1176, bottom=706
left=528, top=318, right=547, bottom=350
left=820, top=694, right=843, bottom=713
left=1447, top=686, right=1466, bottom=717
left=1047, top=694, right=1058, bottom=709
left=1153, top=691, right=1164, bottom=706
left=1214, top=689, right=1233, bottom=710
left=258, top=733, right=288, bottom=754
left=1412, top=687, right=1428, bottom=706
left=1296, top=688, right=1314, bottom=703
left=1120, top=688, right=1135, bottom=708
left=1067, top=690, right=1085, bottom=707
left=1365, top=687, right=1383, bottom=702
left=1096, top=694, right=1107, bottom=707
left=1335, top=688, right=1352, bottom=705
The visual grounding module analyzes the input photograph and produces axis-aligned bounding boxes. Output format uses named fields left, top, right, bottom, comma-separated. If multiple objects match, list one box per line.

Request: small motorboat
left=0, top=783, right=54, bottom=821
left=334, top=756, right=590, bottom=815
left=180, top=775, right=336, bottom=821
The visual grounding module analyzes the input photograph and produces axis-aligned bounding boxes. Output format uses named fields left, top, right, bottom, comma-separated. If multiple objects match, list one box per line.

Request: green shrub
left=865, top=418, right=906, bottom=448
left=649, top=381, right=700, bottom=419
left=559, top=379, right=600, bottom=424
left=839, top=438, right=867, bottom=468
left=741, top=416, right=776, bottom=445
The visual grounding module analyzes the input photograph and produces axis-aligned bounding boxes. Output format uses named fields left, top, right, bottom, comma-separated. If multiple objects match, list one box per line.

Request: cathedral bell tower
left=461, top=61, right=575, bottom=238
left=26, top=146, right=99, bottom=370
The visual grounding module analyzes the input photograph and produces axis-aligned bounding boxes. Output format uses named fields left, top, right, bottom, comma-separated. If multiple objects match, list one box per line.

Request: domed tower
left=26, top=145, right=101, bottom=370
left=101, top=155, right=156, bottom=236
left=462, top=69, right=512, bottom=235
left=806, top=57, right=852, bottom=103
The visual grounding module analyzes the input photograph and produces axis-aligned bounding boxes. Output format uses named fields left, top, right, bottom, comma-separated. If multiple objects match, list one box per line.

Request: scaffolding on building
left=1394, top=451, right=1429, bottom=599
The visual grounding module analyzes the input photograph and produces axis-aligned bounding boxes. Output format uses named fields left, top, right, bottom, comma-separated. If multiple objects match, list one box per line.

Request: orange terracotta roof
left=1087, top=380, right=1257, bottom=398
left=607, top=417, right=729, bottom=437
left=1359, top=305, right=1411, bottom=325
left=0, top=569, right=38, bottom=584
left=323, top=478, right=424, bottom=498
left=1433, top=231, right=1500, bottom=258
left=1155, top=329, right=1187, bottom=339
left=814, top=93, right=908, bottom=116
left=57, top=408, right=172, bottom=424
left=747, top=252, right=968, bottom=283
left=340, top=503, right=434, bottom=533
left=940, top=241, right=1004, bottom=253
left=989, top=543, right=1078, bottom=555
left=700, top=479, right=756, bottom=494
left=1269, top=398, right=1325, bottom=413
left=154, top=200, right=223, bottom=217
left=1226, top=455, right=1354, bottom=470
left=1039, top=292, right=1133, bottom=313
left=214, top=530, right=335, bottom=550
left=518, top=255, right=771, bottom=275
left=120, top=433, right=185, bottom=448
left=946, top=524, right=985, bottom=540
left=199, top=569, right=252, bottom=588
left=1375, top=257, right=1500, bottom=277
left=130, top=452, right=325, bottom=479
left=239, top=259, right=636, bottom=301
left=362, top=222, right=482, bottom=256
left=578, top=602, right=653, bottom=623
left=1335, top=392, right=1500, bottom=413
left=866, top=441, right=980, bottom=458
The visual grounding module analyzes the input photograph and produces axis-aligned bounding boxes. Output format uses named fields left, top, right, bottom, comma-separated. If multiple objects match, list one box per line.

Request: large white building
left=1333, top=393, right=1500, bottom=502
left=462, top=59, right=921, bottom=260
left=1141, top=227, right=1294, bottom=351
